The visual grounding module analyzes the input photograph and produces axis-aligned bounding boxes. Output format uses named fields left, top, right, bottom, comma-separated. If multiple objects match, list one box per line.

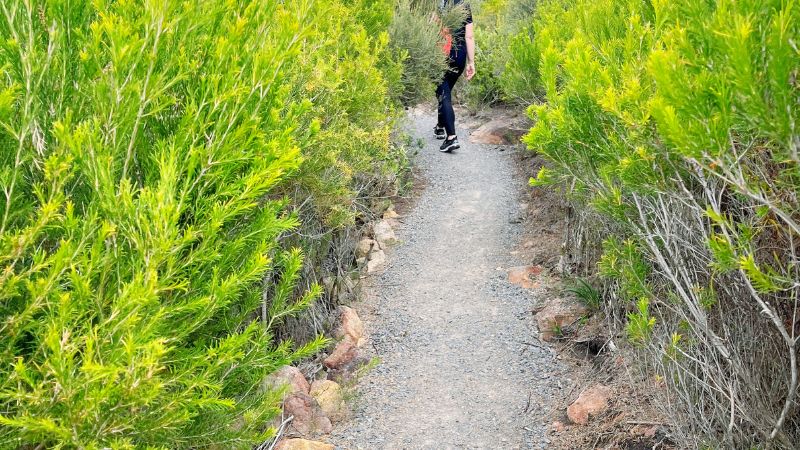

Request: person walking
left=434, top=0, right=475, bottom=153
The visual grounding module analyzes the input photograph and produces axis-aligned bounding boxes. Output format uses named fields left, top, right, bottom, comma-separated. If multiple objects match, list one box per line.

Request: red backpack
left=440, top=27, right=453, bottom=55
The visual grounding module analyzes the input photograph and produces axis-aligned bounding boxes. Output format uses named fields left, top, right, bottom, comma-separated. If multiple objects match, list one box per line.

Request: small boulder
left=275, top=439, right=334, bottom=450
left=366, top=249, right=386, bottom=273
left=264, top=366, right=310, bottom=395
left=469, top=117, right=528, bottom=145
left=373, top=220, right=398, bottom=248
left=508, top=265, right=543, bottom=289
left=282, top=392, right=333, bottom=437
left=383, top=208, right=400, bottom=219
left=567, top=385, right=612, bottom=425
left=334, top=306, right=364, bottom=345
left=310, top=380, right=347, bottom=422
left=323, top=337, right=358, bottom=369
left=536, top=298, right=589, bottom=341
left=326, top=355, right=372, bottom=384
left=341, top=275, right=356, bottom=293
left=355, top=238, right=375, bottom=259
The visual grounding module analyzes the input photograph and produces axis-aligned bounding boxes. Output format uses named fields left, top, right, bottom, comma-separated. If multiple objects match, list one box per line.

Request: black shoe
left=439, top=136, right=460, bottom=152
left=434, top=125, right=446, bottom=140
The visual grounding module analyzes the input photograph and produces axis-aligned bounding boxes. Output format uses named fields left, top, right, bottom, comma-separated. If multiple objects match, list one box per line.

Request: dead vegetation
left=508, top=145, right=678, bottom=449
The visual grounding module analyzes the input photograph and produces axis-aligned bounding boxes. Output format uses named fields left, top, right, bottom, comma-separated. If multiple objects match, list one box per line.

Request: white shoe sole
left=439, top=143, right=460, bottom=152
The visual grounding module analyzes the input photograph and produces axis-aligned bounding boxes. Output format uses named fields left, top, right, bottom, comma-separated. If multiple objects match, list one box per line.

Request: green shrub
left=0, top=0, right=401, bottom=447
left=460, top=0, right=542, bottom=108
left=512, top=0, right=800, bottom=446
left=388, top=0, right=469, bottom=106
left=566, top=278, right=602, bottom=310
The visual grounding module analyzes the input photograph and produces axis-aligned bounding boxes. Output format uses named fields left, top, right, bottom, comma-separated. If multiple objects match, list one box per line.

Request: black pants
left=436, top=45, right=467, bottom=137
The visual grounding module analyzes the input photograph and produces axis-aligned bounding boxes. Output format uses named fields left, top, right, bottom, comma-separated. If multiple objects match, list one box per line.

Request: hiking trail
left=330, top=109, right=567, bottom=449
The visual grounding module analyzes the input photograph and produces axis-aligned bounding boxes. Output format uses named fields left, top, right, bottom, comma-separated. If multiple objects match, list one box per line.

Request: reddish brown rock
left=326, top=355, right=371, bottom=384
left=469, top=117, right=528, bottom=145
left=323, top=337, right=358, bottom=369
left=264, top=366, right=310, bottom=395
left=334, top=306, right=364, bottom=345
left=310, top=379, right=347, bottom=422
left=535, top=298, right=589, bottom=341
left=283, top=392, right=333, bottom=437
left=508, top=265, right=543, bottom=289
left=567, top=385, right=612, bottom=425
left=275, top=438, right=334, bottom=450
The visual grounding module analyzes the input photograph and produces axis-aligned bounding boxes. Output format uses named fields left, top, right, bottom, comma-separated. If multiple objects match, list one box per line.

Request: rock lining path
left=331, top=110, right=565, bottom=449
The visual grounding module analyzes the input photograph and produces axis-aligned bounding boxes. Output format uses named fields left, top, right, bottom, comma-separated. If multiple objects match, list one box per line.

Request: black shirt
left=441, top=0, right=473, bottom=46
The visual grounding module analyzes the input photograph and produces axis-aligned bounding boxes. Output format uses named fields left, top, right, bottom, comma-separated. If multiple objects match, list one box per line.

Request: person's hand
left=465, top=61, right=476, bottom=80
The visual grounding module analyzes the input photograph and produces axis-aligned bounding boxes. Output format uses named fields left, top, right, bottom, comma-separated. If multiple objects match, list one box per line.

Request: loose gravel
left=330, top=110, right=565, bottom=449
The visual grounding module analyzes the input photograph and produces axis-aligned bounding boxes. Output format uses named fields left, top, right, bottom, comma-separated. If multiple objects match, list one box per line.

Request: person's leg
left=436, top=82, right=446, bottom=127
left=440, top=78, right=456, bottom=137
left=442, top=48, right=467, bottom=138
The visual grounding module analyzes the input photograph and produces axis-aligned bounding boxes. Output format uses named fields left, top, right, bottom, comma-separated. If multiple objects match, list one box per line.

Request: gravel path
left=331, top=110, right=564, bottom=449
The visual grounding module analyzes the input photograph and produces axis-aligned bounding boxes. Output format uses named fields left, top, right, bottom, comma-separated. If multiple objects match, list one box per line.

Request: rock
left=645, top=425, right=662, bottom=439
left=310, top=380, right=347, bottom=422
left=366, top=249, right=386, bottom=273
left=536, top=298, right=589, bottom=341
left=355, top=238, right=375, bottom=259
left=334, top=306, right=364, bottom=345
left=633, top=424, right=661, bottom=439
left=337, top=276, right=358, bottom=303
left=322, top=277, right=335, bottom=296
left=371, top=199, right=392, bottom=217
left=384, top=218, right=402, bottom=229
left=383, top=208, right=400, bottom=219
left=275, top=439, right=334, bottom=450
left=342, top=275, right=356, bottom=293
left=508, top=265, right=543, bottom=289
left=323, top=337, right=358, bottom=369
left=264, top=366, right=310, bottom=395
left=551, top=420, right=567, bottom=433
left=282, top=392, right=333, bottom=436
left=373, top=220, right=398, bottom=248
left=567, top=385, right=612, bottom=425
left=326, top=355, right=372, bottom=384
left=469, top=117, right=528, bottom=145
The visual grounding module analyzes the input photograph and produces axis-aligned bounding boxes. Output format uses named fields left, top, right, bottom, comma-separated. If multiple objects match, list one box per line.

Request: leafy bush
left=387, top=0, right=470, bottom=106
left=460, top=0, right=542, bottom=108
left=0, top=0, right=401, bottom=447
left=514, top=0, right=800, bottom=446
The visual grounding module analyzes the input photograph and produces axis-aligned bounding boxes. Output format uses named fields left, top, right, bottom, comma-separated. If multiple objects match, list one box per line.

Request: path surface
left=331, top=110, right=564, bottom=449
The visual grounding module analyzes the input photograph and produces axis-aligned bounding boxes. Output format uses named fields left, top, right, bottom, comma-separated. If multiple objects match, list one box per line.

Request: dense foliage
left=0, top=0, right=402, bottom=447
left=388, top=0, right=471, bottom=105
left=460, top=0, right=541, bottom=108
left=493, top=0, right=800, bottom=446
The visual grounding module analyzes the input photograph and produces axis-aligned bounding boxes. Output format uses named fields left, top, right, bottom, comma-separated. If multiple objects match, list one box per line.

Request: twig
left=257, top=415, right=294, bottom=450
left=625, top=420, right=671, bottom=427
left=520, top=341, right=547, bottom=350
